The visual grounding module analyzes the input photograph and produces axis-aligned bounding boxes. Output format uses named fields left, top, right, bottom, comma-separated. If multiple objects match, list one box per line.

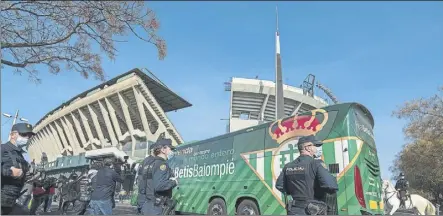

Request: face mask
left=314, top=147, right=323, bottom=159
left=167, top=151, right=175, bottom=160
left=16, top=136, right=29, bottom=146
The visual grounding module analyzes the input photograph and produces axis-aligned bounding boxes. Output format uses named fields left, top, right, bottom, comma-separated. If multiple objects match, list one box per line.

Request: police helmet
left=297, top=135, right=323, bottom=150
left=399, top=172, right=405, bottom=177
left=11, top=123, right=35, bottom=137
left=153, top=138, right=176, bottom=151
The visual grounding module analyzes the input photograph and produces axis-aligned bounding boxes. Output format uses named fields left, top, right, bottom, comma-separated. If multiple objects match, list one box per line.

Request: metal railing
left=437, top=203, right=440, bottom=216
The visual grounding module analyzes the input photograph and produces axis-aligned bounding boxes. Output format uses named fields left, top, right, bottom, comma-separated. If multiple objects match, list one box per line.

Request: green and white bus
left=137, top=102, right=384, bottom=215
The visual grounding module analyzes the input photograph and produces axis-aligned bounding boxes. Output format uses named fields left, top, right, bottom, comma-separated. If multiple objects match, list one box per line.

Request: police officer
left=1, top=123, right=34, bottom=215
left=395, top=172, right=409, bottom=208
left=275, top=135, right=338, bottom=215
left=137, top=143, right=157, bottom=214
left=141, top=138, right=178, bottom=215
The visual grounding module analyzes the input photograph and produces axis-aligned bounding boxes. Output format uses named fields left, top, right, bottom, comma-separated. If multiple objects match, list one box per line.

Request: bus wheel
left=236, top=199, right=259, bottom=215
left=207, top=198, right=227, bottom=215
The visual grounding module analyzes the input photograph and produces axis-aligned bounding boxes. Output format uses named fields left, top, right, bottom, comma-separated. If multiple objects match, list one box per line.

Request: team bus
left=137, top=102, right=383, bottom=215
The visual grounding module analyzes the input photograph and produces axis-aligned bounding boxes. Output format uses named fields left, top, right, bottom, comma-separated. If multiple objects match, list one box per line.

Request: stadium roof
left=35, top=68, right=192, bottom=127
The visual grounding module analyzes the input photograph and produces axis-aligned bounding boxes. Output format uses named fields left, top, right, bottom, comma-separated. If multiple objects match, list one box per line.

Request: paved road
left=39, top=202, right=441, bottom=215
left=393, top=209, right=416, bottom=215
left=40, top=203, right=137, bottom=215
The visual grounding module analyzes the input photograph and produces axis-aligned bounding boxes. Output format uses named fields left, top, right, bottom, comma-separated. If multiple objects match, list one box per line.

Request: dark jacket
left=90, top=167, right=124, bottom=201
left=1, top=142, right=29, bottom=207
left=144, top=156, right=177, bottom=201
left=275, top=155, right=338, bottom=207
left=137, top=155, right=155, bottom=205
left=395, top=179, right=409, bottom=191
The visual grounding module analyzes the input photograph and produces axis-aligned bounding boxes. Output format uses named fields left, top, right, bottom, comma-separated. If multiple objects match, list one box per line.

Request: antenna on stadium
left=275, top=6, right=285, bottom=120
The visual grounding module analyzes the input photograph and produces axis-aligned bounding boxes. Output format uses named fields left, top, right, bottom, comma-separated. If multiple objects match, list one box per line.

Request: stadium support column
left=98, top=100, right=118, bottom=147
left=63, top=116, right=81, bottom=153
left=275, top=6, right=285, bottom=120
left=30, top=142, right=36, bottom=160
left=30, top=136, right=40, bottom=161
left=26, top=141, right=33, bottom=161
left=78, top=108, right=95, bottom=149
left=133, top=86, right=152, bottom=145
left=87, top=104, right=106, bottom=148
left=33, top=136, right=44, bottom=162
left=54, top=121, right=69, bottom=154
left=43, top=128, right=59, bottom=160
left=70, top=113, right=87, bottom=152
left=39, top=133, right=55, bottom=161
left=38, top=132, right=54, bottom=160
left=118, top=92, right=137, bottom=157
left=104, top=97, right=123, bottom=148
left=60, top=118, right=77, bottom=154
left=48, top=123, right=65, bottom=155
left=34, top=133, right=46, bottom=159
left=134, top=89, right=169, bottom=140
left=260, top=94, right=270, bottom=121
left=43, top=127, right=62, bottom=156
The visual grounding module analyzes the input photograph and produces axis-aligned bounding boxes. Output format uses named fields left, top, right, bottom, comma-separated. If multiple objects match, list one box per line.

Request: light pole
left=2, top=109, right=29, bottom=141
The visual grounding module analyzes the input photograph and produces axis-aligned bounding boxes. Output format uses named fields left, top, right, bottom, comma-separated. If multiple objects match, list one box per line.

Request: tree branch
left=2, top=21, right=88, bottom=49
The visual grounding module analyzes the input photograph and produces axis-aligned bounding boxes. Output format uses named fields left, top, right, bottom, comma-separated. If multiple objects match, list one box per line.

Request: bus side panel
left=330, top=107, right=383, bottom=215
left=320, top=108, right=380, bottom=215
left=171, top=136, right=236, bottom=214
left=321, top=137, right=366, bottom=215
left=338, top=142, right=383, bottom=215
left=339, top=139, right=365, bottom=215
left=351, top=107, right=383, bottom=214
left=226, top=128, right=266, bottom=215
left=227, top=127, right=286, bottom=215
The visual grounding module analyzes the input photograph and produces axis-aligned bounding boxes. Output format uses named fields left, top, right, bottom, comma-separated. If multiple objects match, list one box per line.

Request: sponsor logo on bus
left=268, top=109, right=329, bottom=144
left=240, top=109, right=329, bottom=204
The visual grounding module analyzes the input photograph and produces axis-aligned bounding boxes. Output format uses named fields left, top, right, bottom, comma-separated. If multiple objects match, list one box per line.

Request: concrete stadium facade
left=227, top=77, right=328, bottom=132
left=27, top=68, right=191, bottom=163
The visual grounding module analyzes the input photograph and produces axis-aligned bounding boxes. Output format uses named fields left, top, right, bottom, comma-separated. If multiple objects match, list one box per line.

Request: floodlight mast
left=275, top=6, right=285, bottom=120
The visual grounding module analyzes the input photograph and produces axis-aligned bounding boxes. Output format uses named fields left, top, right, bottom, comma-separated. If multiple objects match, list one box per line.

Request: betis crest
left=240, top=109, right=329, bottom=205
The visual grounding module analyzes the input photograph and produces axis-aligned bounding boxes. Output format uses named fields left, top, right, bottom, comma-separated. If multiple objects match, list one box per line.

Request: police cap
left=152, top=138, right=176, bottom=150
left=11, top=123, right=35, bottom=136
left=297, top=135, right=323, bottom=149
left=149, top=142, right=158, bottom=151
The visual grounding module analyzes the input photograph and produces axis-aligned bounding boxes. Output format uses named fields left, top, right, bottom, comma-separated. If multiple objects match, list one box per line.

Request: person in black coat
left=1, top=123, right=35, bottom=215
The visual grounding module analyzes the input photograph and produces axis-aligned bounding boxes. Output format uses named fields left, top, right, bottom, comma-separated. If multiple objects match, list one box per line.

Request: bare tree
left=390, top=86, right=443, bottom=204
left=1, top=1, right=167, bottom=83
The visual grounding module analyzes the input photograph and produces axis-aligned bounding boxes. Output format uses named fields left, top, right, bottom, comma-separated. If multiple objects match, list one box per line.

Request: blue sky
left=1, top=1, right=442, bottom=180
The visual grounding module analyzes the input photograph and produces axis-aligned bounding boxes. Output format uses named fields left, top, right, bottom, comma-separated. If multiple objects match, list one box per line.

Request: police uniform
left=275, top=135, right=338, bottom=215
left=1, top=123, right=34, bottom=215
left=141, top=139, right=177, bottom=215
left=136, top=143, right=157, bottom=214
left=395, top=173, right=409, bottom=207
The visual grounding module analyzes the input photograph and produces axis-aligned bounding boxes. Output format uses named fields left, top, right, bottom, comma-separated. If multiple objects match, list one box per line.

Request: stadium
left=27, top=68, right=192, bottom=163
left=27, top=20, right=339, bottom=166
left=225, top=76, right=332, bottom=132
